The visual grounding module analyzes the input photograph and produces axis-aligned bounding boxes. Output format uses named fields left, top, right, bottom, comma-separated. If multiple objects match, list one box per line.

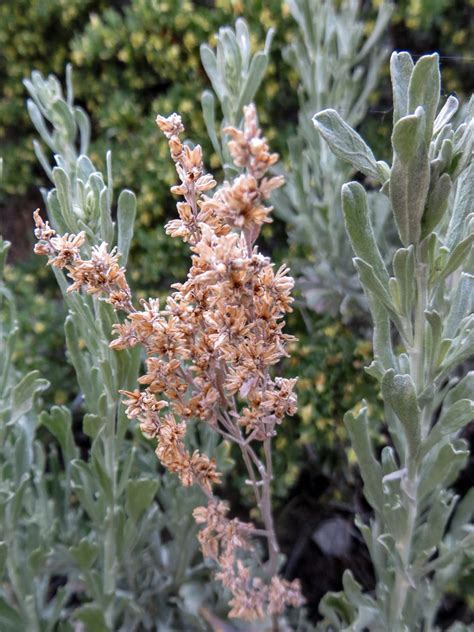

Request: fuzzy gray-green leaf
left=390, top=52, right=414, bottom=124
left=392, top=246, right=415, bottom=318
left=408, top=53, right=440, bottom=142
left=117, top=189, right=136, bottom=266
left=423, top=399, right=474, bottom=455
left=201, top=90, right=223, bottom=161
left=344, top=406, right=384, bottom=511
left=126, top=478, right=160, bottom=523
left=341, top=182, right=389, bottom=286
left=10, top=371, right=49, bottom=425
left=381, top=370, right=421, bottom=458
left=236, top=51, right=269, bottom=117
left=421, top=172, right=452, bottom=238
left=313, top=109, right=382, bottom=181
left=390, top=108, right=430, bottom=245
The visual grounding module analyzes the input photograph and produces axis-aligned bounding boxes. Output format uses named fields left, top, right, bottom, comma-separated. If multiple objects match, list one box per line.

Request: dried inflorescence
left=33, top=104, right=304, bottom=622
left=33, top=210, right=133, bottom=312
left=193, top=501, right=303, bottom=620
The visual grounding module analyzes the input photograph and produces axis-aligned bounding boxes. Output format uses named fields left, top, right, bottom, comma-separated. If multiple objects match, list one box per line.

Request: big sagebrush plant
left=314, top=53, right=474, bottom=630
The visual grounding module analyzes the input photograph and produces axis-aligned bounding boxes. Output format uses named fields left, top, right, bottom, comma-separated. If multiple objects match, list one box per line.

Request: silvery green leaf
left=318, top=590, right=355, bottom=629
left=235, top=18, right=251, bottom=68
left=432, top=138, right=454, bottom=175
left=74, top=106, right=91, bottom=155
left=99, top=358, right=116, bottom=399
left=390, top=108, right=430, bottom=245
left=377, top=533, right=405, bottom=573
left=381, top=370, right=421, bottom=458
left=408, top=53, right=440, bottom=142
left=419, top=441, right=469, bottom=501
left=52, top=167, right=77, bottom=232
left=77, top=155, right=96, bottom=181
left=388, top=278, right=402, bottom=313
left=451, top=118, right=474, bottom=179
left=392, top=246, right=415, bottom=318
left=0, top=542, right=6, bottom=577
left=390, top=51, right=414, bottom=124
left=69, top=539, right=99, bottom=572
left=381, top=446, right=399, bottom=478
left=13, top=428, right=31, bottom=481
left=342, top=570, right=379, bottom=618
left=449, top=488, right=474, bottom=540
left=444, top=372, right=474, bottom=407
left=117, top=447, right=136, bottom=497
left=126, top=479, right=160, bottom=523
left=99, top=187, right=114, bottom=246
left=9, top=371, right=49, bottom=425
left=83, top=413, right=105, bottom=440
left=341, top=182, right=390, bottom=285
left=437, top=233, right=474, bottom=282
left=27, top=99, right=55, bottom=150
left=201, top=90, right=223, bottom=161
left=366, top=295, right=396, bottom=371
left=91, top=451, right=113, bottom=505
left=433, top=95, right=459, bottom=135
left=419, top=231, right=439, bottom=268
left=425, top=310, right=442, bottom=371
left=444, top=273, right=474, bottom=339
left=32, top=139, right=52, bottom=180
left=106, top=150, right=113, bottom=209
left=51, top=100, right=76, bottom=143
left=7, top=472, right=29, bottom=527
left=344, top=406, right=384, bottom=511
left=414, top=491, right=456, bottom=554
left=353, top=259, right=393, bottom=309
left=74, top=604, right=110, bottom=632
left=77, top=218, right=96, bottom=242
left=354, top=260, right=405, bottom=339
left=313, top=109, right=384, bottom=182
left=200, top=44, right=223, bottom=101
left=236, top=51, right=269, bottom=117
left=71, top=461, right=101, bottom=524
left=117, top=189, right=136, bottom=266
left=221, top=28, right=241, bottom=80
left=65, top=316, right=99, bottom=410
left=39, top=406, right=78, bottom=462
left=421, top=172, right=452, bottom=238
left=423, top=399, right=474, bottom=456
left=0, top=596, right=23, bottom=632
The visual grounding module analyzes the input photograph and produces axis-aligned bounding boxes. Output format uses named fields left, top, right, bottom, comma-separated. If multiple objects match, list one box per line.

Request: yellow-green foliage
left=0, top=0, right=292, bottom=286
left=0, top=0, right=110, bottom=196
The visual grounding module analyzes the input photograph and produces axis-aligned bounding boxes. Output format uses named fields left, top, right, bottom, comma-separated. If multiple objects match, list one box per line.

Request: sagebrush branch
left=34, top=104, right=304, bottom=623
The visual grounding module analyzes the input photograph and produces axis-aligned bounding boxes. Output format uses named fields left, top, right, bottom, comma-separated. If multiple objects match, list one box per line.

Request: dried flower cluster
left=33, top=104, right=303, bottom=622
left=193, top=501, right=302, bottom=620
left=33, top=211, right=133, bottom=312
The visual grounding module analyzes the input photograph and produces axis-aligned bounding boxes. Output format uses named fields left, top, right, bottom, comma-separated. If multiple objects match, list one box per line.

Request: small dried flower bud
left=33, top=209, right=55, bottom=241
left=156, top=113, right=184, bottom=139
left=49, top=232, right=86, bottom=268
left=168, top=136, right=183, bottom=161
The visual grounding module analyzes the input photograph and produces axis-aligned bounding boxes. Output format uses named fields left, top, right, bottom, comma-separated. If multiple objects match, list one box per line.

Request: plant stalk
left=389, top=256, right=428, bottom=628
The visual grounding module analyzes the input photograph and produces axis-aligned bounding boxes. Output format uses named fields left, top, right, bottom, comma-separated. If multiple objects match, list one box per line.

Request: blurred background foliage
left=0, top=1, right=473, bottom=622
